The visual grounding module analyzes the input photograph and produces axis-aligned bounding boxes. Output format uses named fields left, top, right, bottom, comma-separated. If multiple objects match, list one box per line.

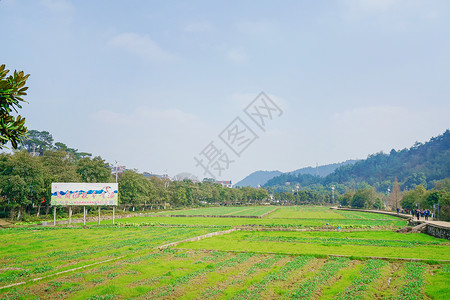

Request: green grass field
left=175, top=230, right=450, bottom=260
left=94, top=206, right=407, bottom=229
left=1, top=205, right=448, bottom=299
left=156, top=206, right=276, bottom=217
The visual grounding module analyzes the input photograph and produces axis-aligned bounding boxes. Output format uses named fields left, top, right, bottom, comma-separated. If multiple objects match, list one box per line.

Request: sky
left=1, top=0, right=449, bottom=183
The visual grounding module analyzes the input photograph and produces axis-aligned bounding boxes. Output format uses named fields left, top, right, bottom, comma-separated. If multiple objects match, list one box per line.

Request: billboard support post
left=69, top=206, right=72, bottom=225
left=98, top=207, right=101, bottom=225
left=83, top=206, right=86, bottom=225
left=53, top=207, right=56, bottom=226
left=113, top=206, right=115, bottom=225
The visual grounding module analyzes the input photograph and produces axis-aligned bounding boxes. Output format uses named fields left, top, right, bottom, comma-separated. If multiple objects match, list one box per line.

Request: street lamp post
left=386, top=188, right=391, bottom=210
left=113, top=160, right=119, bottom=225
left=331, top=185, right=335, bottom=204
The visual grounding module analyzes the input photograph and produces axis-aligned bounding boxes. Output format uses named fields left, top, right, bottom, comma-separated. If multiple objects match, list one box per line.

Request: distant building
left=216, top=180, right=232, bottom=188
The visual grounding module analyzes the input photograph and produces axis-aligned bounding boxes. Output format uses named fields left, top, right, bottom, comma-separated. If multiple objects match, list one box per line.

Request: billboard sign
left=51, top=183, right=118, bottom=206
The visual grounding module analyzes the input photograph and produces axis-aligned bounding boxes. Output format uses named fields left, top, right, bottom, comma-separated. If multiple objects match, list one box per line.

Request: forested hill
left=235, top=170, right=283, bottom=187
left=264, top=130, right=450, bottom=190
left=290, top=160, right=358, bottom=177
left=236, top=160, right=357, bottom=187
left=324, top=129, right=450, bottom=187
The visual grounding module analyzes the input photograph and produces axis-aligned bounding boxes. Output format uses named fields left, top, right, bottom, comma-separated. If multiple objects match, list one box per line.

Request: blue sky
left=2, top=0, right=449, bottom=182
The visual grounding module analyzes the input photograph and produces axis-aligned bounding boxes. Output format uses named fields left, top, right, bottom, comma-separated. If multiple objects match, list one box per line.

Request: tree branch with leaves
left=0, top=64, right=29, bottom=149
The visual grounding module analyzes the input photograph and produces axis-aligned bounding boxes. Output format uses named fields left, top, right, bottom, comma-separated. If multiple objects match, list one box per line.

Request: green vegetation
left=264, top=131, right=450, bottom=220
left=0, top=64, right=29, bottom=150
left=107, top=206, right=407, bottom=229
left=1, top=248, right=446, bottom=299
left=266, top=130, right=450, bottom=190
left=0, top=226, right=220, bottom=286
left=335, top=259, right=388, bottom=299
left=176, top=230, right=450, bottom=260
left=157, top=206, right=275, bottom=217
left=1, top=205, right=448, bottom=299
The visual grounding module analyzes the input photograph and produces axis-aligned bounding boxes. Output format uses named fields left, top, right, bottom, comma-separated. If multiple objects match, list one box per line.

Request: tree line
left=0, top=148, right=270, bottom=221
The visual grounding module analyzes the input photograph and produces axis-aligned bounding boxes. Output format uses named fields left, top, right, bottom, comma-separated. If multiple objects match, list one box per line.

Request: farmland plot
left=156, top=206, right=276, bottom=217
left=0, top=226, right=222, bottom=287
left=1, top=249, right=447, bottom=299
left=2, top=206, right=448, bottom=299
left=176, top=230, right=450, bottom=260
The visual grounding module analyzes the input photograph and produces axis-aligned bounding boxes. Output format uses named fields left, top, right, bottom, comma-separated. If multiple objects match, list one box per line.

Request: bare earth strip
left=223, top=208, right=253, bottom=216
left=156, top=228, right=238, bottom=250
left=0, top=256, right=124, bottom=290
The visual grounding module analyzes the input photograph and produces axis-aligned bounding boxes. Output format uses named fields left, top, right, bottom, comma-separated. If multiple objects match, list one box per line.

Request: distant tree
left=339, top=192, right=354, bottom=206
left=405, top=172, right=427, bottom=189
left=19, top=129, right=54, bottom=155
left=42, top=150, right=80, bottom=183
left=119, top=170, right=154, bottom=211
left=0, top=64, right=29, bottom=149
left=54, top=141, right=91, bottom=159
left=0, top=151, right=45, bottom=220
left=76, top=156, right=112, bottom=183
left=351, top=188, right=377, bottom=209
left=401, top=185, right=428, bottom=210
left=427, top=179, right=450, bottom=221
left=389, top=178, right=402, bottom=210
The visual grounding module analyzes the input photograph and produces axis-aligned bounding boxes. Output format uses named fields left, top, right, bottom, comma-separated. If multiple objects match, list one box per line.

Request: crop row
left=336, top=259, right=388, bottom=299
left=1, top=250, right=446, bottom=299
left=287, top=257, right=350, bottom=299
left=232, top=255, right=314, bottom=299
left=244, top=236, right=443, bottom=248
left=395, top=262, right=427, bottom=300
left=0, top=227, right=220, bottom=285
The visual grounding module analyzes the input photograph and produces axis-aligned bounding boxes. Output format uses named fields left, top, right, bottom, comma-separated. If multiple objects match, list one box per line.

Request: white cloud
left=109, top=33, right=175, bottom=62
left=227, top=48, right=247, bottom=63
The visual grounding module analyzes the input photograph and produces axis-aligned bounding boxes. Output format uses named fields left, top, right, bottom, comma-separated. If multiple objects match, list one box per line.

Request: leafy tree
left=401, top=185, right=428, bottom=210
left=42, top=150, right=80, bottom=182
left=119, top=170, right=154, bottom=211
left=351, top=188, right=376, bottom=209
left=53, top=142, right=91, bottom=160
left=19, top=130, right=54, bottom=155
left=339, top=192, right=354, bottom=206
left=405, top=172, right=427, bottom=189
left=0, top=151, right=45, bottom=219
left=0, top=64, right=29, bottom=149
left=76, top=156, right=112, bottom=183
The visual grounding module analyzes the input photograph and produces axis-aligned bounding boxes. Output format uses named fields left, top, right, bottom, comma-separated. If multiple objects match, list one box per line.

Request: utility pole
left=113, top=160, right=118, bottom=225
left=331, top=185, right=335, bottom=204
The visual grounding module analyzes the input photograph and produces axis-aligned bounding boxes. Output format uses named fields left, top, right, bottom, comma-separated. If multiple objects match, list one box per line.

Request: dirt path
left=0, top=218, right=12, bottom=227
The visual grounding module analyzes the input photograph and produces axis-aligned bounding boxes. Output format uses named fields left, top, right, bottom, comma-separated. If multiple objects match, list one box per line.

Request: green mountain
left=235, top=170, right=283, bottom=187
left=236, top=160, right=357, bottom=188
left=264, top=129, right=450, bottom=191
